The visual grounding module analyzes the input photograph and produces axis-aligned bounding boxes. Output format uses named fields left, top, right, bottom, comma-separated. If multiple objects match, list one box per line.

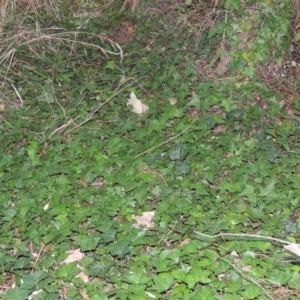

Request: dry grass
left=0, top=0, right=121, bottom=110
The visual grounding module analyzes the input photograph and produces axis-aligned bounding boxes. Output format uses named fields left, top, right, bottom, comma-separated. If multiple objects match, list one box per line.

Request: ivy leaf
left=265, top=146, right=281, bottom=162
left=26, top=141, right=40, bottom=166
left=152, top=273, right=175, bottom=293
left=106, top=137, right=122, bottom=156
left=12, top=258, right=31, bottom=270
left=288, top=272, right=300, bottom=289
left=226, top=109, right=245, bottom=121
left=259, top=180, right=275, bottom=196
left=100, top=229, right=118, bottom=243
left=169, top=144, right=189, bottom=161
left=87, top=259, right=115, bottom=277
left=268, top=269, right=290, bottom=285
left=21, top=271, right=48, bottom=290
left=57, top=262, right=80, bottom=281
left=283, top=217, right=297, bottom=234
left=73, top=234, right=101, bottom=251
left=186, top=92, right=201, bottom=110
left=184, top=268, right=211, bottom=288
left=125, top=271, right=152, bottom=285
left=241, top=284, right=262, bottom=299
left=176, top=161, right=191, bottom=175
left=111, top=241, right=130, bottom=258
left=3, top=288, right=31, bottom=300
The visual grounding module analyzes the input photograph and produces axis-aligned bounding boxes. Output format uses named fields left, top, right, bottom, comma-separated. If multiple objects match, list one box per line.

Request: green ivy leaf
left=169, top=144, right=189, bottom=161
left=288, top=272, right=300, bottom=289
left=226, top=109, right=245, bottom=121
left=26, top=141, right=40, bottom=166
left=268, top=269, right=290, bottom=285
left=100, top=229, right=118, bottom=243
left=87, top=259, right=115, bottom=277
left=152, top=273, right=175, bottom=293
left=106, top=137, right=122, bottom=156
left=184, top=268, right=211, bottom=288
left=124, top=271, right=152, bottom=285
left=12, top=258, right=31, bottom=270
left=21, top=270, right=48, bottom=290
left=111, top=241, right=130, bottom=258
left=186, top=92, right=201, bottom=110
left=73, top=234, right=101, bottom=251
left=176, top=161, right=191, bottom=175
left=240, top=284, right=262, bottom=299
left=57, top=262, right=80, bottom=281
left=3, top=288, right=31, bottom=300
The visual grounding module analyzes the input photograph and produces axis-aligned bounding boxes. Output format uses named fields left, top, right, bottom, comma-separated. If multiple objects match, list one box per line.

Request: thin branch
left=194, top=231, right=296, bottom=246
left=134, top=119, right=198, bottom=158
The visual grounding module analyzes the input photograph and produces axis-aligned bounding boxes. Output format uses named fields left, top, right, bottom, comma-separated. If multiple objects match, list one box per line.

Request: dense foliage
left=0, top=0, right=300, bottom=299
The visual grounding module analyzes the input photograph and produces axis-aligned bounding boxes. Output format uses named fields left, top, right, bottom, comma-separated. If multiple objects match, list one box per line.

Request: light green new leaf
left=241, top=284, right=262, bottom=299
left=125, top=271, right=152, bottom=285
left=57, top=262, right=80, bottom=281
left=193, top=286, right=215, bottom=299
left=106, top=137, right=122, bottom=156
left=268, top=269, right=290, bottom=285
left=3, top=288, right=31, bottom=300
left=26, top=141, right=40, bottom=166
left=288, top=271, right=300, bottom=289
left=184, top=268, right=211, bottom=288
left=73, top=234, right=101, bottom=251
left=186, top=92, right=201, bottom=110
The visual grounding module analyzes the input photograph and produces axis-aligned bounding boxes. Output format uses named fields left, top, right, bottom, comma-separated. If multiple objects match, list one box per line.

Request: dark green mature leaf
left=169, top=144, right=189, bottom=161
left=100, top=229, right=118, bottom=243
left=12, top=258, right=31, bottom=270
left=176, top=161, right=191, bottom=175
left=283, top=217, right=297, bottom=234
left=111, top=241, right=130, bottom=258
left=226, top=109, right=245, bottom=121
left=21, top=271, right=48, bottom=290
left=87, top=259, right=115, bottom=277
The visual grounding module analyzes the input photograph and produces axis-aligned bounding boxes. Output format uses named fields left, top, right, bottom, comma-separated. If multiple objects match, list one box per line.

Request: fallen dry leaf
left=63, top=248, right=84, bottom=264
left=284, top=243, right=300, bottom=257
left=242, top=265, right=252, bottom=272
left=127, top=91, right=148, bottom=114
left=76, top=272, right=89, bottom=284
left=132, top=211, right=155, bottom=229
left=63, top=249, right=89, bottom=283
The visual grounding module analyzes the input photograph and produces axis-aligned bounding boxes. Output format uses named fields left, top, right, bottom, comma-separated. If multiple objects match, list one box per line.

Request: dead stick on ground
left=31, top=243, right=45, bottom=273
left=134, top=119, right=197, bottom=159
left=194, top=231, right=294, bottom=246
